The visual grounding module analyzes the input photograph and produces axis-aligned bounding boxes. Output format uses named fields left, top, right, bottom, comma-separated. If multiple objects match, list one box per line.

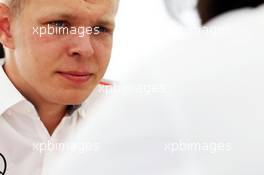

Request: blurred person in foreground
left=0, top=0, right=118, bottom=174
left=50, top=0, right=264, bottom=175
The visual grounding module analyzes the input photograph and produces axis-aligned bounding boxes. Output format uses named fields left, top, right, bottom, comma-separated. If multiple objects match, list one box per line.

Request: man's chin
left=53, top=83, right=97, bottom=104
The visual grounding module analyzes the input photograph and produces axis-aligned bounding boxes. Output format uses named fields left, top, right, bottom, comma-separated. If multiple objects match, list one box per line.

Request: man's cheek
left=31, top=34, right=59, bottom=44
left=28, top=36, right=65, bottom=61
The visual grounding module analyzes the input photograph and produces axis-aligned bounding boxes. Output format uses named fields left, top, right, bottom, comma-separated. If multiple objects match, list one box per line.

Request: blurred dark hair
left=197, top=0, right=264, bottom=24
left=0, top=44, right=4, bottom=59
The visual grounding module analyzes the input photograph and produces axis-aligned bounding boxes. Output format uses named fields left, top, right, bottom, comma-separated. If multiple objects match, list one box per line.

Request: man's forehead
left=0, top=0, right=118, bottom=13
left=28, top=0, right=117, bottom=16
left=31, top=0, right=117, bottom=8
left=0, top=0, right=116, bottom=5
left=28, top=1, right=116, bottom=24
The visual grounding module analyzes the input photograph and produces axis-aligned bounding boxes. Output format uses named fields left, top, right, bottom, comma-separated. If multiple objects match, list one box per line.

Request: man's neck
left=37, top=103, right=67, bottom=136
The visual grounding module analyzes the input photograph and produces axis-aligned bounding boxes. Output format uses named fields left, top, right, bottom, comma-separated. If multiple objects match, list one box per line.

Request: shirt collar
left=77, top=79, right=114, bottom=118
left=67, top=104, right=82, bottom=115
left=0, top=59, right=25, bottom=115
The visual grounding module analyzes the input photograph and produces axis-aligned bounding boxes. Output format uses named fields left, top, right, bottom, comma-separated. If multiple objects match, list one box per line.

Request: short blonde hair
left=0, top=0, right=25, bottom=15
left=10, top=0, right=25, bottom=15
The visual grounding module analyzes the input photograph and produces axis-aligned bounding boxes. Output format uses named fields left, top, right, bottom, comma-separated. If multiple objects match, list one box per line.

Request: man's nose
left=67, top=35, right=95, bottom=58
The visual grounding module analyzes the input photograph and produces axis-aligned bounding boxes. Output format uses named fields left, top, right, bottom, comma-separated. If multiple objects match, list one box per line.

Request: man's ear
left=0, top=3, right=14, bottom=49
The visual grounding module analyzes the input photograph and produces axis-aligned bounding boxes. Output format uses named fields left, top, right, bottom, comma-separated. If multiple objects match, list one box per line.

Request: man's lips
left=57, top=71, right=92, bottom=84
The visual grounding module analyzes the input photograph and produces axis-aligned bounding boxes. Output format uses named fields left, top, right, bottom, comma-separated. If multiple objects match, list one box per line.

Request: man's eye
left=49, top=20, right=68, bottom=28
left=96, top=26, right=108, bottom=33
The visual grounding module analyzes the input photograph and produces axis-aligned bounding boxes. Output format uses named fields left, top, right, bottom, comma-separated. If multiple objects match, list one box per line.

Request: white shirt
left=52, top=5, right=264, bottom=175
left=0, top=59, right=112, bottom=175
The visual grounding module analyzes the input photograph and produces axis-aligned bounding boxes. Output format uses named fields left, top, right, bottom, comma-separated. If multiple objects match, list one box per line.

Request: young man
left=0, top=0, right=118, bottom=174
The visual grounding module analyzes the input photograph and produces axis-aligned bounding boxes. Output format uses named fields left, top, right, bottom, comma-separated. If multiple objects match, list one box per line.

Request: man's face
left=10, top=0, right=117, bottom=105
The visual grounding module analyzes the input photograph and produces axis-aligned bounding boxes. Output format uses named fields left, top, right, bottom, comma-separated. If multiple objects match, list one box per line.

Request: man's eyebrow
left=39, top=11, right=115, bottom=27
left=96, top=18, right=115, bottom=28
left=45, top=12, right=78, bottom=20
